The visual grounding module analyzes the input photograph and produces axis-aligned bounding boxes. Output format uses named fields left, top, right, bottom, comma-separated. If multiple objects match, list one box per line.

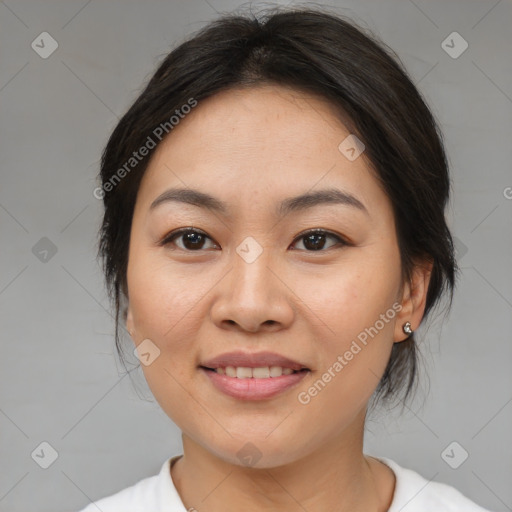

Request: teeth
left=236, top=367, right=252, bottom=379
left=270, top=366, right=283, bottom=377
left=214, top=366, right=301, bottom=378
left=252, top=366, right=270, bottom=378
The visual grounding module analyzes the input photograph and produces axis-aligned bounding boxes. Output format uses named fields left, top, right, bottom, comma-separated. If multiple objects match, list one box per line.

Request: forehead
left=156, top=84, right=353, bottom=157
left=135, top=85, right=389, bottom=218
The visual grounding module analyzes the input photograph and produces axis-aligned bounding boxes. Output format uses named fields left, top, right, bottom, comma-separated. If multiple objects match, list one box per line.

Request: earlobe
left=394, top=260, right=433, bottom=343
left=402, top=321, right=413, bottom=336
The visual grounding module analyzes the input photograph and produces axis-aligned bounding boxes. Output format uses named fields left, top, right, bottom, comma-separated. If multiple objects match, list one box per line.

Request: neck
left=170, top=412, right=395, bottom=512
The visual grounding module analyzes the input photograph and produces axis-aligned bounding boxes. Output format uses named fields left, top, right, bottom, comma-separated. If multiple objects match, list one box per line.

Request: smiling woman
left=79, top=5, right=492, bottom=512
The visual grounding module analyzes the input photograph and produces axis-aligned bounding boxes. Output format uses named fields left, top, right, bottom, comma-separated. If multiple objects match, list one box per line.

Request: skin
left=125, top=84, right=432, bottom=512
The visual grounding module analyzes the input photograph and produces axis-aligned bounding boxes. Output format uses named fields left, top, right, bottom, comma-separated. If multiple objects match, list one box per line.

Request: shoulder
left=75, top=456, right=186, bottom=512
left=378, top=457, right=493, bottom=512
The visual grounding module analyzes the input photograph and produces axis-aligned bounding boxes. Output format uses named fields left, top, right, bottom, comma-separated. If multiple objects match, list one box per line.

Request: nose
left=209, top=244, right=295, bottom=333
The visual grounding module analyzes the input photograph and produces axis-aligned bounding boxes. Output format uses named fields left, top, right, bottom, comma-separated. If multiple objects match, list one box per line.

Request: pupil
left=304, top=233, right=325, bottom=250
left=184, top=232, right=203, bottom=249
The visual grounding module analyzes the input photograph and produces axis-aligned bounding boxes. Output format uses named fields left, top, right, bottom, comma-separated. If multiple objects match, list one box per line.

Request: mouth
left=198, top=350, right=311, bottom=400
left=199, top=366, right=310, bottom=400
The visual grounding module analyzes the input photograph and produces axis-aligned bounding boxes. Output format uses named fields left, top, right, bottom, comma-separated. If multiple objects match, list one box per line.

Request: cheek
left=291, top=252, right=400, bottom=404
left=128, top=254, right=206, bottom=340
left=292, top=271, right=398, bottom=432
left=294, top=257, right=400, bottom=342
left=127, top=257, right=202, bottom=421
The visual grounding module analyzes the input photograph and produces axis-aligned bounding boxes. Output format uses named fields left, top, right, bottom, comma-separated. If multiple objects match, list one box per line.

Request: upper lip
left=200, top=351, right=309, bottom=371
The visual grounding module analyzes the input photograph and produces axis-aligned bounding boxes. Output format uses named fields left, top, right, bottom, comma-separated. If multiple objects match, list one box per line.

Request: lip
left=200, top=367, right=310, bottom=400
left=200, top=350, right=309, bottom=371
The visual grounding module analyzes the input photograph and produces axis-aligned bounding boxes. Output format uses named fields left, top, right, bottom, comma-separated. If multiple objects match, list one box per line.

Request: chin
left=201, top=434, right=310, bottom=470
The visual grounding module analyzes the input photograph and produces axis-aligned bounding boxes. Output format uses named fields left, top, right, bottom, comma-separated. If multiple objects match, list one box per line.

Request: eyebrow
left=149, top=187, right=369, bottom=217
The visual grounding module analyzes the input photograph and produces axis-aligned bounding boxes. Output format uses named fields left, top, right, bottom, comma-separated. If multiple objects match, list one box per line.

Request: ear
left=126, top=302, right=135, bottom=339
left=394, top=259, right=433, bottom=343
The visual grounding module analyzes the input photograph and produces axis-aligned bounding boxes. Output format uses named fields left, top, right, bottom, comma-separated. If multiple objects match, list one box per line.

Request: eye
left=290, top=229, right=348, bottom=251
left=160, top=228, right=219, bottom=251
left=160, top=227, right=349, bottom=252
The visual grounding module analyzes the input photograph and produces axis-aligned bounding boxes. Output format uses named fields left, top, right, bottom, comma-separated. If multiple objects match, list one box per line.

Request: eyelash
left=159, top=227, right=350, bottom=252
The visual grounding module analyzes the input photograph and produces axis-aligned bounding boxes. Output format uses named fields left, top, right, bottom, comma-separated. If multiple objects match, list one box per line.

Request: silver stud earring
left=402, top=321, right=413, bottom=335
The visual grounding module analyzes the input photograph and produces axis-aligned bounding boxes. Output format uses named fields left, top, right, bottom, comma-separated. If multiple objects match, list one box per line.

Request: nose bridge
left=210, top=236, right=294, bottom=331
left=231, top=236, right=276, bottom=303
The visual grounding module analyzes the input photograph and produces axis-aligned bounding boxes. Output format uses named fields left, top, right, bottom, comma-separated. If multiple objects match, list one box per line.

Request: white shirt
left=76, top=454, right=492, bottom=511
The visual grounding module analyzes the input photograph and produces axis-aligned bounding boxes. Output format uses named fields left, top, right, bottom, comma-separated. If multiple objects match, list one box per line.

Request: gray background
left=1, top=0, right=511, bottom=511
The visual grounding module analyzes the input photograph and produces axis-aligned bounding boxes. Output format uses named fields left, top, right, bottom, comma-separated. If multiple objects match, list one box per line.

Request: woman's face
left=126, top=85, right=430, bottom=467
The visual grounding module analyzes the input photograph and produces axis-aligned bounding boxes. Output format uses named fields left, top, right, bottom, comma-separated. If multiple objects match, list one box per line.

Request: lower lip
left=200, top=367, right=309, bottom=400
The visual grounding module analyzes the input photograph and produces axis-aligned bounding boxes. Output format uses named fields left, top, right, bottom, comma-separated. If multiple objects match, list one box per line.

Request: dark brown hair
left=96, top=6, right=457, bottom=406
